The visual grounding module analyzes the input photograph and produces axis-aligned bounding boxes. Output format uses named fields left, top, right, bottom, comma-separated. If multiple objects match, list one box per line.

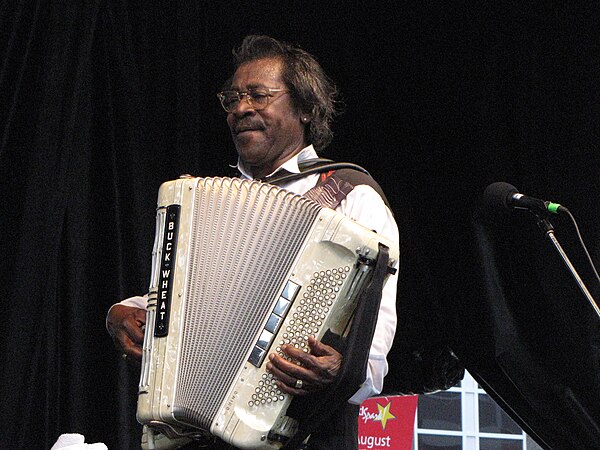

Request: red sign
left=358, top=395, right=418, bottom=450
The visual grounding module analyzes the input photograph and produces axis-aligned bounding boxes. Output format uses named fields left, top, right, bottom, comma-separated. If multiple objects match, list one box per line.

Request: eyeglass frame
left=216, top=87, right=290, bottom=112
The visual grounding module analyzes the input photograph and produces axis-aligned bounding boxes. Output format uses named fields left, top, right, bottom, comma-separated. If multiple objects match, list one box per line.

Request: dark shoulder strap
left=328, top=168, right=390, bottom=207
left=305, top=167, right=390, bottom=210
left=263, top=158, right=390, bottom=210
left=261, top=158, right=370, bottom=185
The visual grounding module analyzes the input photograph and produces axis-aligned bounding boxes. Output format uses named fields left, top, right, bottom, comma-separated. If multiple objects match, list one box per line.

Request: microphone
left=483, top=182, right=566, bottom=215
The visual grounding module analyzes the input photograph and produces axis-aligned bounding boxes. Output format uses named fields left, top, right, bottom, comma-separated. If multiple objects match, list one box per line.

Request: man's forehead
left=229, top=58, right=284, bottom=89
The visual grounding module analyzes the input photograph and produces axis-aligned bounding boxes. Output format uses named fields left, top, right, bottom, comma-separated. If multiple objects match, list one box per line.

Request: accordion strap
left=260, top=158, right=371, bottom=185
left=260, top=158, right=391, bottom=211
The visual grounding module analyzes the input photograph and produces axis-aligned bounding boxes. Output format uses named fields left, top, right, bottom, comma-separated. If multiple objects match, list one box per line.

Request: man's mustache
left=231, top=119, right=265, bottom=134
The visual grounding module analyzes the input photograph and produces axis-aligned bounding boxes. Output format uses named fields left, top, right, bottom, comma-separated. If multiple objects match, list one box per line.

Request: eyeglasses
left=217, top=87, right=289, bottom=112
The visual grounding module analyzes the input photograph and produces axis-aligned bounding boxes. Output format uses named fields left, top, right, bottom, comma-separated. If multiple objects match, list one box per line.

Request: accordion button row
left=248, top=280, right=301, bottom=367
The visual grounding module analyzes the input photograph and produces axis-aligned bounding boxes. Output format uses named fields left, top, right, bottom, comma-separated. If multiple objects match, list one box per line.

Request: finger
left=111, top=320, right=144, bottom=357
left=266, top=359, right=297, bottom=386
left=280, top=343, right=338, bottom=376
left=268, top=353, right=328, bottom=391
left=110, top=324, right=144, bottom=357
left=265, top=361, right=312, bottom=396
left=307, top=336, right=339, bottom=357
left=284, top=344, right=342, bottom=382
left=113, top=331, right=143, bottom=362
left=268, top=353, right=318, bottom=383
left=126, top=346, right=143, bottom=364
left=122, top=335, right=144, bottom=359
left=123, top=318, right=146, bottom=345
left=133, top=307, right=147, bottom=326
left=280, top=343, right=311, bottom=362
left=279, top=346, right=322, bottom=375
left=274, top=381, right=309, bottom=397
left=107, top=305, right=146, bottom=364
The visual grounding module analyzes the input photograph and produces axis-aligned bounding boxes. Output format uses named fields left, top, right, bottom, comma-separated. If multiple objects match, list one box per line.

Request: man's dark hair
left=231, top=35, right=340, bottom=151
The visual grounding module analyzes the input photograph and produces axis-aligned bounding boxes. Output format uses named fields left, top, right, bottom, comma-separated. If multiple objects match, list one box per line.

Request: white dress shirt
left=116, top=145, right=399, bottom=404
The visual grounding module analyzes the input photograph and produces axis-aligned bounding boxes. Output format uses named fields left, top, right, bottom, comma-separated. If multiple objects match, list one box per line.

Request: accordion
left=137, top=177, right=398, bottom=449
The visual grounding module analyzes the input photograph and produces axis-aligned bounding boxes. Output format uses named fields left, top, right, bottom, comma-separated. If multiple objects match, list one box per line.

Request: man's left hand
left=266, top=336, right=342, bottom=396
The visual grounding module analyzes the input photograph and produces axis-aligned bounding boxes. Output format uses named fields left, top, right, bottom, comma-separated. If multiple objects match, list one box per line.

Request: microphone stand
left=537, top=217, right=600, bottom=320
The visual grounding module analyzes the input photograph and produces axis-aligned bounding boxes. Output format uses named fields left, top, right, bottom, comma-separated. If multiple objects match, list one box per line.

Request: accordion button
left=282, top=281, right=301, bottom=300
left=248, top=346, right=266, bottom=367
left=265, top=314, right=281, bottom=333
left=257, top=329, right=274, bottom=350
left=273, top=297, right=291, bottom=316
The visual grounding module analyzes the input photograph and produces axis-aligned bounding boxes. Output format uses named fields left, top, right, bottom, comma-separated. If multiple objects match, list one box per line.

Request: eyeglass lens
left=220, top=89, right=270, bottom=112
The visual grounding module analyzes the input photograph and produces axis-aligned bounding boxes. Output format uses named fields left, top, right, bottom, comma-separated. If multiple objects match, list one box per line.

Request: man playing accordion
left=107, top=35, right=399, bottom=450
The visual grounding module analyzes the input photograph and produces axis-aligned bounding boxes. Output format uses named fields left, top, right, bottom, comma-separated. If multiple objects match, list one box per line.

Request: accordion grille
left=174, top=178, right=321, bottom=429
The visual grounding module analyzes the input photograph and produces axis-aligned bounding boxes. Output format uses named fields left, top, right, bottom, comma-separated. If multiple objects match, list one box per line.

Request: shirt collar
left=236, top=145, right=318, bottom=180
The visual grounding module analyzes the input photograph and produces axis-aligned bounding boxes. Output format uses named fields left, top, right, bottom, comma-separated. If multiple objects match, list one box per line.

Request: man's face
left=226, top=57, right=308, bottom=178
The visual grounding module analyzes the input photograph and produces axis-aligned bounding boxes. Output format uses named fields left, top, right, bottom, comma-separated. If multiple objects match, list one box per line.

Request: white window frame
left=413, top=371, right=528, bottom=450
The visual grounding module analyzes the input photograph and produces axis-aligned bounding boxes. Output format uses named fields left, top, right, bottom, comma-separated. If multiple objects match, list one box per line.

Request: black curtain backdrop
left=1, top=2, right=599, bottom=449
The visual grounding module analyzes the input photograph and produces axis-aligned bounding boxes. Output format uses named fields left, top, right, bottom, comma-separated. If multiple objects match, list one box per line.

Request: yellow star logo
left=375, top=401, right=396, bottom=430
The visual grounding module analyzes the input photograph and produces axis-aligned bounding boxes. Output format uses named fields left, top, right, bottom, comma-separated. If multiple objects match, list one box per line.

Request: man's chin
left=234, top=134, right=267, bottom=154
left=235, top=144, right=269, bottom=165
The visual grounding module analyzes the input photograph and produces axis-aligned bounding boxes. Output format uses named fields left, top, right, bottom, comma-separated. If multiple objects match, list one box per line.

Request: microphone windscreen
left=482, top=182, right=519, bottom=211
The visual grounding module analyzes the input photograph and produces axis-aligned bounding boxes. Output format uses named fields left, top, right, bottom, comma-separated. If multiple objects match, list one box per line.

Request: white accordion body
left=137, top=177, right=398, bottom=449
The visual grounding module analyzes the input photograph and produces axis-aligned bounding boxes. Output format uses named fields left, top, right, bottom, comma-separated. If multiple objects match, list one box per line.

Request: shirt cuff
left=105, top=295, right=148, bottom=330
left=118, top=295, right=147, bottom=309
left=348, top=353, right=389, bottom=405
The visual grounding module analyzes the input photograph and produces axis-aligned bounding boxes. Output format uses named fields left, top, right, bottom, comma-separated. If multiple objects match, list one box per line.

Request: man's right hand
left=107, top=304, right=146, bottom=364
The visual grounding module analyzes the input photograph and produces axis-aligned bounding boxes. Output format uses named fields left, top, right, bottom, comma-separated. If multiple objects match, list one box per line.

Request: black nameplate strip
left=154, top=204, right=180, bottom=337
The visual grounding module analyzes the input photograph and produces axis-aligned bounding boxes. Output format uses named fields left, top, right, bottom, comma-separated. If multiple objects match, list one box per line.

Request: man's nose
left=230, top=96, right=254, bottom=116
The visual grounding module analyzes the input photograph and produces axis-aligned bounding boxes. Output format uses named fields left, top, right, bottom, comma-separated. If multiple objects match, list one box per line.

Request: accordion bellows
left=137, top=177, right=398, bottom=449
